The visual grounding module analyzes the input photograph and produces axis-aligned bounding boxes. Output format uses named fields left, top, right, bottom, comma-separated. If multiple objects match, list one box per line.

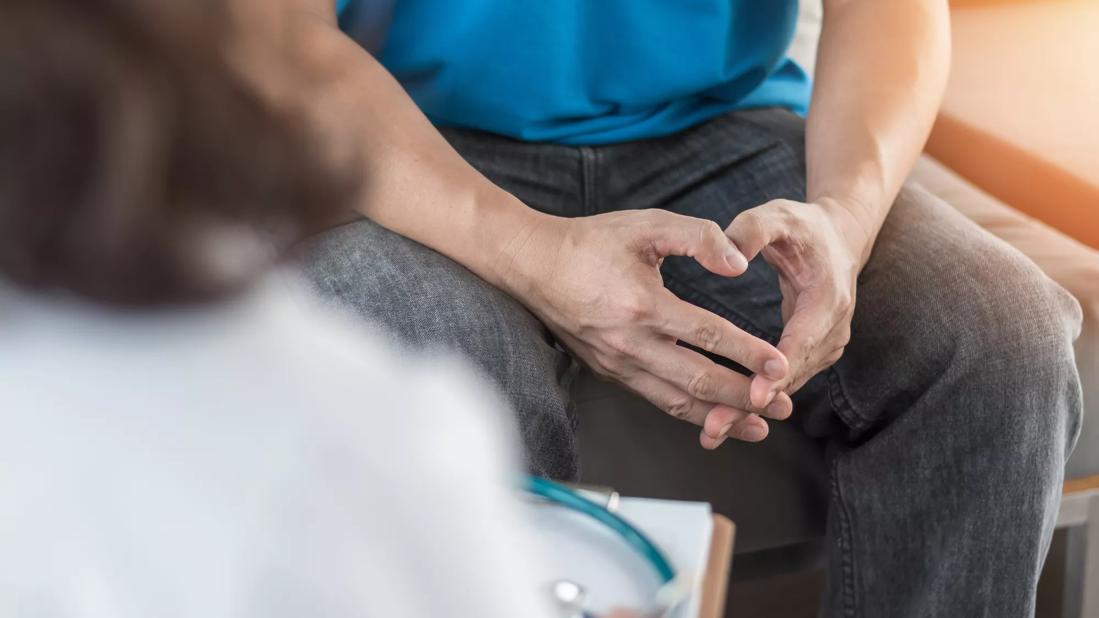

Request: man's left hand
left=722, top=198, right=876, bottom=403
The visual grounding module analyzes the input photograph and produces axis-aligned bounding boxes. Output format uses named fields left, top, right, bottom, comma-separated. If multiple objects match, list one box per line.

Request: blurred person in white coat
left=0, top=1, right=563, bottom=616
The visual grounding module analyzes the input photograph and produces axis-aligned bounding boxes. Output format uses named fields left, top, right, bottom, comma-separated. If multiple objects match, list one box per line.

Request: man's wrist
left=811, top=195, right=884, bottom=266
left=465, top=187, right=565, bottom=302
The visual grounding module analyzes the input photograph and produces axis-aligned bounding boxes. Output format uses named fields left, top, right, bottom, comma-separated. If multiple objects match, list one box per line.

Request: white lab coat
left=0, top=275, right=554, bottom=618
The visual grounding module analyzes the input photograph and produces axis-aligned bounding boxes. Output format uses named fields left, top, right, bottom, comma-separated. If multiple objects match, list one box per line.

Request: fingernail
left=763, top=359, right=786, bottom=380
left=725, top=246, right=748, bottom=272
left=739, top=424, right=767, bottom=442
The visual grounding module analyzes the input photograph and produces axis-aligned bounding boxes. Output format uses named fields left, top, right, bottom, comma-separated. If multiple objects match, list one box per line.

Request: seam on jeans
left=663, top=275, right=783, bottom=344
left=827, top=368, right=871, bottom=433
left=831, top=456, right=859, bottom=618
left=579, top=146, right=598, bottom=216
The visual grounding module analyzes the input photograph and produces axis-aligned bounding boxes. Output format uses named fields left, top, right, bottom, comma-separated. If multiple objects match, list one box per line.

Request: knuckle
left=694, top=323, right=723, bottom=353
left=588, top=356, right=621, bottom=380
left=603, top=334, right=635, bottom=359
left=741, top=210, right=763, bottom=234
left=617, top=295, right=651, bottom=322
left=784, top=210, right=806, bottom=234
left=686, top=370, right=716, bottom=400
left=768, top=199, right=791, bottom=215
left=647, top=209, right=671, bottom=223
left=800, top=333, right=818, bottom=354
left=592, top=366, right=616, bottom=381
left=836, top=328, right=852, bottom=348
left=833, top=290, right=853, bottom=314
left=699, top=220, right=723, bottom=244
left=644, top=210, right=676, bottom=231
left=665, top=396, right=694, bottom=420
left=638, top=210, right=662, bottom=228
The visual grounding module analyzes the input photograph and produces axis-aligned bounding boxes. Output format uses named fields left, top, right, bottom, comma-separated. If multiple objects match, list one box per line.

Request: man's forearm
left=807, top=0, right=950, bottom=253
left=287, top=14, right=552, bottom=294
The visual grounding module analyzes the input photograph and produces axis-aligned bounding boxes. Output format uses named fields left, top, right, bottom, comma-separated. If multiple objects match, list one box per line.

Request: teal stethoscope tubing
left=523, top=476, right=676, bottom=584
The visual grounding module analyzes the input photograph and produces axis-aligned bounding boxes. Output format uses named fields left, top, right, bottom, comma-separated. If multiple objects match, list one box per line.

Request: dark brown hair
left=0, top=0, right=359, bottom=305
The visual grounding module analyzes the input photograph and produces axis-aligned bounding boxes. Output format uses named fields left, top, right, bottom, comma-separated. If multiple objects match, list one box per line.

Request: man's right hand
left=497, top=208, right=793, bottom=448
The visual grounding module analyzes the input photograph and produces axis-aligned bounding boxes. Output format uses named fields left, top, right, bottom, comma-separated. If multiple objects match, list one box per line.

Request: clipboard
left=525, top=497, right=735, bottom=617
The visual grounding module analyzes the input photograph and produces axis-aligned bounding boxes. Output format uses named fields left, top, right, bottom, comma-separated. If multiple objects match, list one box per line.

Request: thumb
left=643, top=210, right=748, bottom=276
left=724, top=201, right=787, bottom=261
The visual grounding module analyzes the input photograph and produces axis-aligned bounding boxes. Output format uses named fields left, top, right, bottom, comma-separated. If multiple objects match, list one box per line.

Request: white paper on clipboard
left=523, top=497, right=714, bottom=618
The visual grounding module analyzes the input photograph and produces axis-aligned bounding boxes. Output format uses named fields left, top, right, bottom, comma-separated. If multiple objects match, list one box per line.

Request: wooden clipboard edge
left=699, top=514, right=735, bottom=618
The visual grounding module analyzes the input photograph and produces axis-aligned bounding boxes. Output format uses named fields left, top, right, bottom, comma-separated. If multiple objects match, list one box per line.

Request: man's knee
left=297, top=219, right=580, bottom=479
left=951, top=242, right=1081, bottom=366
left=849, top=200, right=1083, bottom=457
left=932, top=242, right=1083, bottom=462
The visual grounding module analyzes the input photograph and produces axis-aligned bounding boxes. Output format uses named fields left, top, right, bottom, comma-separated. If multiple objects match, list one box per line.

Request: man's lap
left=551, top=108, right=1079, bottom=441
left=299, top=106, right=1080, bottom=474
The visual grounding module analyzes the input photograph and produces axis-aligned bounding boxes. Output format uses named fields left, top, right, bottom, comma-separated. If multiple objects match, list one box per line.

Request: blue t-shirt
left=340, top=1, right=810, bottom=145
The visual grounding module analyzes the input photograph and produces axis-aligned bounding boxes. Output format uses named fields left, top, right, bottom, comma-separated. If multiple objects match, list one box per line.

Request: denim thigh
left=446, top=108, right=1083, bottom=616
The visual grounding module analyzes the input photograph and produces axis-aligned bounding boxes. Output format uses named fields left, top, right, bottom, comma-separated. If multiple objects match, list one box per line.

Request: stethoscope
left=524, top=476, right=691, bottom=618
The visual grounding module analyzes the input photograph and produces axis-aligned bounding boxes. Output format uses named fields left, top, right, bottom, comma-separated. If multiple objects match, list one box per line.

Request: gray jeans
left=299, top=108, right=1083, bottom=617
